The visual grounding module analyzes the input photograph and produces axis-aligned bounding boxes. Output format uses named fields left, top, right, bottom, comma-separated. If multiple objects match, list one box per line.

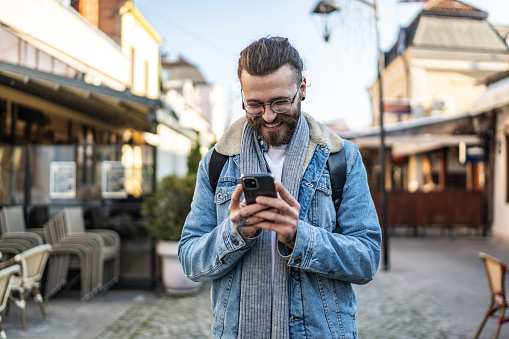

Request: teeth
left=264, top=121, right=281, bottom=128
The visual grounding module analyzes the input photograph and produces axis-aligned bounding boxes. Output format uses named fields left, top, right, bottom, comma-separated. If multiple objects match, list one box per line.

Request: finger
left=255, top=195, right=299, bottom=219
left=229, top=184, right=244, bottom=208
left=252, top=209, right=286, bottom=224
left=275, top=183, right=299, bottom=208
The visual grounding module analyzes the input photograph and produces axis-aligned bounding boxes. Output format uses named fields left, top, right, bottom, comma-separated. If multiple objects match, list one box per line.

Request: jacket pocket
left=214, top=180, right=238, bottom=223
left=310, top=173, right=335, bottom=231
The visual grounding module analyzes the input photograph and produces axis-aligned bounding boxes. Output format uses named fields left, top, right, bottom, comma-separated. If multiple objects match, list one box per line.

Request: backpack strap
left=327, top=148, right=347, bottom=233
left=209, top=149, right=228, bottom=193
left=208, top=147, right=347, bottom=231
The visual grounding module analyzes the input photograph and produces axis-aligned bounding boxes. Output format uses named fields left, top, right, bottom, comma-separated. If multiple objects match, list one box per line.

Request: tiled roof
left=161, top=56, right=207, bottom=84
left=493, top=24, right=509, bottom=46
left=414, top=16, right=509, bottom=52
left=384, top=0, right=508, bottom=66
left=424, top=0, right=480, bottom=13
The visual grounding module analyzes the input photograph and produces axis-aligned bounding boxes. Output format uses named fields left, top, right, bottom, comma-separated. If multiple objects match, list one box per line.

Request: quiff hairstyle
left=237, top=36, right=304, bottom=86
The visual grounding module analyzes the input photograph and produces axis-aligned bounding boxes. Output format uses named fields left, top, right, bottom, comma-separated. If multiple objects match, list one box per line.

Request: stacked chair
left=0, top=254, right=20, bottom=339
left=0, top=206, right=44, bottom=260
left=43, top=207, right=120, bottom=301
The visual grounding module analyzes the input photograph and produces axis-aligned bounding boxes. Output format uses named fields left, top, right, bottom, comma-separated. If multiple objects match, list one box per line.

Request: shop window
left=77, top=127, right=95, bottom=185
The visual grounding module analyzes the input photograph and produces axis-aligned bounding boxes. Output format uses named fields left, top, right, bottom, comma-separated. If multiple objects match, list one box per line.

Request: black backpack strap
left=209, top=149, right=228, bottom=193
left=327, top=148, right=347, bottom=233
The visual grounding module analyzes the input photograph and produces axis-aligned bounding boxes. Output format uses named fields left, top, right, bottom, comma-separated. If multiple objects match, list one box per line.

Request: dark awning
left=0, top=61, right=161, bottom=132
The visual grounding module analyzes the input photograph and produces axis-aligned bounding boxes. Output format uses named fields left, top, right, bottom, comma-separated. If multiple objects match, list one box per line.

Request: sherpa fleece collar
left=214, top=112, right=344, bottom=159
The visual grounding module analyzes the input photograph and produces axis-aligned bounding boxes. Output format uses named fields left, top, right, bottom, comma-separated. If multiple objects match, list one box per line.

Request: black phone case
left=241, top=173, right=277, bottom=205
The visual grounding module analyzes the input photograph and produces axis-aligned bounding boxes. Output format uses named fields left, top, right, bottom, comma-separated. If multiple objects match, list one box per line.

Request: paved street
left=3, top=229, right=509, bottom=339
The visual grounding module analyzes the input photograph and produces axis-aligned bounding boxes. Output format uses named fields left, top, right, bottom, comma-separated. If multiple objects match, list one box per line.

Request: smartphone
left=241, top=173, right=277, bottom=205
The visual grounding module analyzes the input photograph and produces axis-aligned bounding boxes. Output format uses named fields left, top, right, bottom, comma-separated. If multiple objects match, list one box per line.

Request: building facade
left=349, top=0, right=509, bottom=234
left=0, top=0, right=211, bottom=287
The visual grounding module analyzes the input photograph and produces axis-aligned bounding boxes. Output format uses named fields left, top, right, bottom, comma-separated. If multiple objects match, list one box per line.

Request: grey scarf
left=238, top=115, right=309, bottom=339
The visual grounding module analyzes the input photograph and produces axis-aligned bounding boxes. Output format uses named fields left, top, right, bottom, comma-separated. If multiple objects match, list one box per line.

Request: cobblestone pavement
left=5, top=233, right=508, bottom=338
left=354, top=272, right=470, bottom=339
left=98, top=283, right=213, bottom=339
left=96, top=233, right=509, bottom=339
left=96, top=273, right=470, bottom=339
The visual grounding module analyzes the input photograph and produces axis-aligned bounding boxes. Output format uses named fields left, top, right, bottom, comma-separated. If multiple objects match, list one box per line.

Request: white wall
left=155, top=124, right=192, bottom=181
left=0, top=0, right=130, bottom=90
left=120, top=5, right=161, bottom=99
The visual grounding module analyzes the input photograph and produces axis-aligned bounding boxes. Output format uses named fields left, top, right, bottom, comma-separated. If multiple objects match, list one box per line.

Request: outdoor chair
left=0, top=206, right=45, bottom=255
left=43, top=211, right=97, bottom=301
left=474, top=252, right=509, bottom=339
left=5, top=244, right=53, bottom=328
left=0, top=254, right=20, bottom=339
left=62, top=207, right=120, bottom=291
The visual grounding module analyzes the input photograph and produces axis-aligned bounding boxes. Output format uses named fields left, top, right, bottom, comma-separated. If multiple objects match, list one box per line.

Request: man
left=178, top=36, right=381, bottom=339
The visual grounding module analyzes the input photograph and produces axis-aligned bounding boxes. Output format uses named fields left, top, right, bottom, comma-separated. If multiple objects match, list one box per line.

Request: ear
left=300, top=76, right=307, bottom=100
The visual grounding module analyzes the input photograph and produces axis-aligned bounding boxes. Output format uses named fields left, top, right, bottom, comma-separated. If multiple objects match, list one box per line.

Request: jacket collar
left=214, top=112, right=344, bottom=157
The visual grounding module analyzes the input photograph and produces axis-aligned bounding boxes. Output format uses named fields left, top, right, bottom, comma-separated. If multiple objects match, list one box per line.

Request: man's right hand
left=229, top=184, right=263, bottom=238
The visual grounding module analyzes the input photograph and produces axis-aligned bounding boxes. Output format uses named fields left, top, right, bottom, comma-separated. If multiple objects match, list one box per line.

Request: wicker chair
left=475, top=252, right=509, bottom=339
left=6, top=244, right=53, bottom=328
left=0, top=256, right=20, bottom=339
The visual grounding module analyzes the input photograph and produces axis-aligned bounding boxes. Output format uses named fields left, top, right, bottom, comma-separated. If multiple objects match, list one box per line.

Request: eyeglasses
left=241, top=89, right=299, bottom=117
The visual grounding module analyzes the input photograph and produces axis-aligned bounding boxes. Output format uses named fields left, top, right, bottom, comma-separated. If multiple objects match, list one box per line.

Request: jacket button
left=231, top=236, right=239, bottom=246
left=294, top=253, right=302, bottom=264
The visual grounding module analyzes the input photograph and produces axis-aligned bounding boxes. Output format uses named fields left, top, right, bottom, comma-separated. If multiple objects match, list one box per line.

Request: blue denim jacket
left=179, top=114, right=381, bottom=339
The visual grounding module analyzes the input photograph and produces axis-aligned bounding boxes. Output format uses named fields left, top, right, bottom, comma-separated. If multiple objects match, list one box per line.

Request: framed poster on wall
left=101, top=161, right=128, bottom=199
left=49, top=161, right=76, bottom=199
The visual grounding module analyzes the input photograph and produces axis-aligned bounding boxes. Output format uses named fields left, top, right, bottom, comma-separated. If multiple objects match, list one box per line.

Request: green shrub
left=141, top=173, right=197, bottom=241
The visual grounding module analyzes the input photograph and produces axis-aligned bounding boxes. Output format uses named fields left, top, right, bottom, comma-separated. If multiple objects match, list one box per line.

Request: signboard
left=101, top=161, right=128, bottom=199
left=383, top=102, right=411, bottom=113
left=459, top=143, right=485, bottom=164
left=466, top=146, right=485, bottom=163
left=49, top=161, right=76, bottom=199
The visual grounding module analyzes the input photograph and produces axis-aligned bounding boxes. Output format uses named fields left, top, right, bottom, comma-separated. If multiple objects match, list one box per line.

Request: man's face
left=241, top=65, right=306, bottom=147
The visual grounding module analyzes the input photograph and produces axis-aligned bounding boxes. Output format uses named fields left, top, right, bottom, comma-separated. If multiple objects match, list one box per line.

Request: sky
left=135, top=0, right=509, bottom=132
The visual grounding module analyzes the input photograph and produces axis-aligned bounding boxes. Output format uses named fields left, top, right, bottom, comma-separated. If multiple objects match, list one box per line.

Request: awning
left=0, top=61, right=161, bottom=132
left=472, top=75, right=509, bottom=114
left=353, top=134, right=483, bottom=157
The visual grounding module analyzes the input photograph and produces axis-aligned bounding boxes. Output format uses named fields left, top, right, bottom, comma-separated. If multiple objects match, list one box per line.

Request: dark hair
left=237, top=36, right=304, bottom=85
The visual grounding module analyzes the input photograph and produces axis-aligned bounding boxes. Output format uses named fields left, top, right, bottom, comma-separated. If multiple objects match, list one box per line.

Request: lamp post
left=311, top=0, right=389, bottom=270
left=311, top=0, right=341, bottom=42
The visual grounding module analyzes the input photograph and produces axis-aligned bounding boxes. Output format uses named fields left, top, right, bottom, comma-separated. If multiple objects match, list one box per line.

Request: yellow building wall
left=424, top=70, right=486, bottom=114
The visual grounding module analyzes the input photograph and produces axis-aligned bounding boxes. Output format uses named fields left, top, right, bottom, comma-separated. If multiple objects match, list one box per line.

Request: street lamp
left=311, top=0, right=389, bottom=270
left=311, top=0, right=341, bottom=42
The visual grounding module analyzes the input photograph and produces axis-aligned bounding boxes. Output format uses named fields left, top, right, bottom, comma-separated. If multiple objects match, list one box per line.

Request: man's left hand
left=251, top=183, right=301, bottom=249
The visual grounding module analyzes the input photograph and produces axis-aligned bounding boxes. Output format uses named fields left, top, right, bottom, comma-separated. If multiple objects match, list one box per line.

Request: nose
left=262, top=105, right=278, bottom=123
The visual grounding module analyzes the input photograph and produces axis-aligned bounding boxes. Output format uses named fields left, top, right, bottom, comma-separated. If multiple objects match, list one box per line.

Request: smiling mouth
left=264, top=121, right=282, bottom=128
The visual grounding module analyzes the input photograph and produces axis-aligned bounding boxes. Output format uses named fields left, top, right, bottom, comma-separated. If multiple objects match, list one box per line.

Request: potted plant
left=141, top=142, right=202, bottom=295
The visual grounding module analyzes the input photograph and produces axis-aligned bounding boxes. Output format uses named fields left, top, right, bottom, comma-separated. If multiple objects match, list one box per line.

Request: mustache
left=252, top=113, right=294, bottom=128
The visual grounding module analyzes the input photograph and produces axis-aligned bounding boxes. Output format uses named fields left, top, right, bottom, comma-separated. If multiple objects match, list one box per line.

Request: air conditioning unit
left=431, top=95, right=455, bottom=115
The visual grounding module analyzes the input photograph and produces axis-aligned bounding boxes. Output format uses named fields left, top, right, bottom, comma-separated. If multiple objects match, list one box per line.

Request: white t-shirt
left=263, top=145, right=287, bottom=291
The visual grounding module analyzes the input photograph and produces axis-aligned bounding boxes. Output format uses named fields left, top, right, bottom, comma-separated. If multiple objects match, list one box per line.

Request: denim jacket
left=178, top=113, right=382, bottom=339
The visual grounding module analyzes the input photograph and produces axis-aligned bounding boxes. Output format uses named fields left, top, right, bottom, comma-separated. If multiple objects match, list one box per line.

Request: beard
left=247, top=103, right=301, bottom=147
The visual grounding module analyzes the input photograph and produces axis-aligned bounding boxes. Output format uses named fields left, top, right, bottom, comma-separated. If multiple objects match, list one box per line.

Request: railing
left=371, top=190, right=483, bottom=229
